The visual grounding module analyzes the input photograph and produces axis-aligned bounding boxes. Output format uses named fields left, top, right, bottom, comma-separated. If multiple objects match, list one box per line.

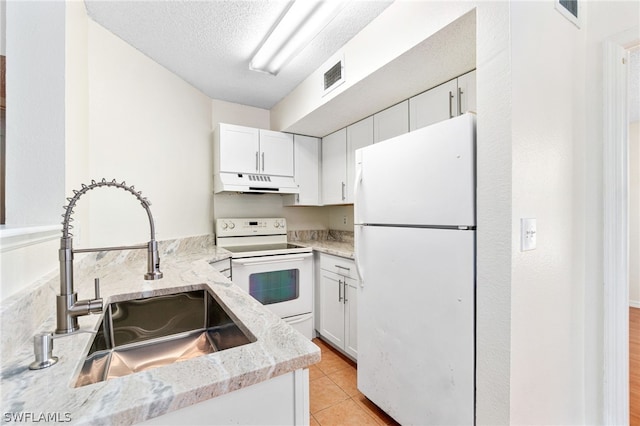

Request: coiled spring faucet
left=56, top=179, right=163, bottom=335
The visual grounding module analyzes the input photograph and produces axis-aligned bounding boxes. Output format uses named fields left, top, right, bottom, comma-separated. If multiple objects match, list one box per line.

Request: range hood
left=214, top=172, right=300, bottom=194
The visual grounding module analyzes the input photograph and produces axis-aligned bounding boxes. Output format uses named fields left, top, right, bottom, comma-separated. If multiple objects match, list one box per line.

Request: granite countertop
left=0, top=236, right=320, bottom=425
left=294, top=239, right=355, bottom=259
left=289, top=230, right=355, bottom=259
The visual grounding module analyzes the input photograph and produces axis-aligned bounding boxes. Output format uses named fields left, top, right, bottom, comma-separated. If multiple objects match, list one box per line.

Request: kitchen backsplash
left=288, top=230, right=354, bottom=244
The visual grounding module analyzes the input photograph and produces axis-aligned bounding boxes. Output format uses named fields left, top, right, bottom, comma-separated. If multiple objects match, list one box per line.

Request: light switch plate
left=520, top=218, right=537, bottom=251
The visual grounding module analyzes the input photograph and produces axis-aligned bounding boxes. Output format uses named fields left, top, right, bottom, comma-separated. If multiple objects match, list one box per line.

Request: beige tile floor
left=310, top=338, right=400, bottom=426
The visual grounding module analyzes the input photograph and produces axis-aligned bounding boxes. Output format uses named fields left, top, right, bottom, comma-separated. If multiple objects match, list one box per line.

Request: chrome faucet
left=55, top=179, right=163, bottom=335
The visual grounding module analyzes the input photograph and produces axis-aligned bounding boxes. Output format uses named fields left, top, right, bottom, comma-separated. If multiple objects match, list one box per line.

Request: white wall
left=5, top=0, right=65, bottom=226
left=630, top=120, right=640, bottom=307
left=509, top=2, right=587, bottom=423
left=1, top=1, right=69, bottom=301
left=87, top=19, right=213, bottom=247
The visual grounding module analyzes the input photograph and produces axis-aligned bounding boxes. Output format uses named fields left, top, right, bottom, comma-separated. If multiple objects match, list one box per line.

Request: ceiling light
left=250, top=0, right=348, bottom=76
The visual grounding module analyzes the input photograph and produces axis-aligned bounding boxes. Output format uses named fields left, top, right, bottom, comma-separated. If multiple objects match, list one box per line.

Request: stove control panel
left=216, top=218, right=287, bottom=237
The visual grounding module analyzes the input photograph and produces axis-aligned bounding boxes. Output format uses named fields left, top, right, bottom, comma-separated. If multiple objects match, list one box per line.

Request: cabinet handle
left=341, top=182, right=346, bottom=201
left=343, top=281, right=348, bottom=304
left=458, top=87, right=464, bottom=115
left=338, top=279, right=343, bottom=302
left=335, top=265, right=350, bottom=272
left=255, top=152, right=259, bottom=172
left=448, top=91, right=454, bottom=119
left=262, top=152, right=265, bottom=171
left=296, top=194, right=300, bottom=203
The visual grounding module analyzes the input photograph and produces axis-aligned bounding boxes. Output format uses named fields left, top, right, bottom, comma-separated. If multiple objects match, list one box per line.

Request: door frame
left=602, top=30, right=637, bottom=425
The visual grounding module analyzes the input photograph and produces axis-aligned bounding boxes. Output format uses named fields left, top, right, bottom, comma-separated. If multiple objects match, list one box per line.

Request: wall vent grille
left=324, top=61, right=343, bottom=91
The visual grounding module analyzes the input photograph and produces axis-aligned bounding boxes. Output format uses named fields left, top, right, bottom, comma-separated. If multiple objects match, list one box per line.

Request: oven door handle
left=231, top=252, right=313, bottom=266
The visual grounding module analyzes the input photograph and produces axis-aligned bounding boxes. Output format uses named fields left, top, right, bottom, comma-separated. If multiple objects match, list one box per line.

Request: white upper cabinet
left=258, top=129, right=294, bottom=176
left=457, top=70, right=477, bottom=116
left=284, top=135, right=321, bottom=206
left=322, top=128, right=347, bottom=205
left=409, top=79, right=458, bottom=131
left=373, top=100, right=409, bottom=143
left=215, top=123, right=293, bottom=177
left=216, top=124, right=260, bottom=174
left=346, top=116, right=373, bottom=203
left=409, top=70, right=476, bottom=131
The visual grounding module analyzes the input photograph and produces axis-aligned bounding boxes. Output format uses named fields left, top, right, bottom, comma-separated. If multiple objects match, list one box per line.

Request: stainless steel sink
left=74, top=287, right=255, bottom=387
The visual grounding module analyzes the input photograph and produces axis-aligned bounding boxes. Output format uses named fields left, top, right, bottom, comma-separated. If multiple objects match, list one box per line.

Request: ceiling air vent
left=322, top=55, right=345, bottom=96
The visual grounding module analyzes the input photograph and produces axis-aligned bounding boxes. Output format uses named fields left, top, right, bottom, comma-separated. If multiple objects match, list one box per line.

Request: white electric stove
left=215, top=218, right=313, bottom=339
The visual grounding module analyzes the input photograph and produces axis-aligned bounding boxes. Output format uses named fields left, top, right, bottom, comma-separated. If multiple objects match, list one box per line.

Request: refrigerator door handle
left=354, top=225, right=364, bottom=287
left=354, top=162, right=363, bottom=224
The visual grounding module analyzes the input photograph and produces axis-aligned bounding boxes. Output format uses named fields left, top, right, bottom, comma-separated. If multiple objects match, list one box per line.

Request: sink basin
left=74, top=287, right=255, bottom=387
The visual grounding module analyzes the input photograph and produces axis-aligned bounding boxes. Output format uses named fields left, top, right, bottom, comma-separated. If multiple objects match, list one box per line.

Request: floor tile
left=315, top=350, right=353, bottom=375
left=310, top=415, right=320, bottom=426
left=309, top=376, right=349, bottom=414
left=309, top=364, right=326, bottom=381
left=314, top=398, right=379, bottom=426
left=327, top=365, right=358, bottom=396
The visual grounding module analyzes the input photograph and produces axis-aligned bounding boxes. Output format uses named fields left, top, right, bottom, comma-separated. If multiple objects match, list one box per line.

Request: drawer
left=210, top=258, right=231, bottom=279
left=319, top=253, right=357, bottom=279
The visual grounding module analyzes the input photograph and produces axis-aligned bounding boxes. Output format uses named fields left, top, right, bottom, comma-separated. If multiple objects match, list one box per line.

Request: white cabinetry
left=259, top=129, right=294, bottom=176
left=346, top=116, right=373, bottom=203
left=321, top=128, right=347, bottom=205
left=142, top=369, right=309, bottom=425
left=316, top=253, right=358, bottom=360
left=409, top=70, right=476, bottom=131
left=284, top=135, right=321, bottom=206
left=215, top=123, right=293, bottom=176
left=373, top=100, right=409, bottom=143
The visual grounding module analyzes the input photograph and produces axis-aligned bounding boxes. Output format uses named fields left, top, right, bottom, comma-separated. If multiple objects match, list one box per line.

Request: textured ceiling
left=84, top=0, right=393, bottom=109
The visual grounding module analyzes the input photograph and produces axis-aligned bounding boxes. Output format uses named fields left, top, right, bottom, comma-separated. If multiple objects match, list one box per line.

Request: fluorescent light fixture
left=250, top=0, right=347, bottom=75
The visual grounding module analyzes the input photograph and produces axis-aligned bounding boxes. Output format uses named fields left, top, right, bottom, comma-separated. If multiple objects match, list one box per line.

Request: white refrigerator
left=354, top=113, right=476, bottom=425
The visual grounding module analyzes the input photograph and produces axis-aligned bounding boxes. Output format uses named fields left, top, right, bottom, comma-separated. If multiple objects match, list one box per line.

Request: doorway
left=603, top=33, right=639, bottom=425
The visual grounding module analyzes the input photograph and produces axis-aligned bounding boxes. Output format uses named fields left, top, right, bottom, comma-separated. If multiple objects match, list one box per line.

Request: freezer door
left=356, top=225, right=475, bottom=425
left=355, top=113, right=475, bottom=227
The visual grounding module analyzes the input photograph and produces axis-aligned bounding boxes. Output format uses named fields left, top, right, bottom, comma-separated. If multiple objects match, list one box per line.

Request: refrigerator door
left=356, top=224, right=475, bottom=425
left=354, top=113, right=475, bottom=227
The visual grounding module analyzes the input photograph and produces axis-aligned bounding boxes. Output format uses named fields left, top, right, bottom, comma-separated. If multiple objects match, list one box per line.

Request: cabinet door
left=344, top=277, right=358, bottom=360
left=321, top=128, right=347, bottom=205
left=259, top=130, right=294, bottom=176
left=373, top=100, right=409, bottom=143
left=409, top=79, right=458, bottom=131
left=346, top=116, right=373, bottom=203
left=319, top=270, right=345, bottom=348
left=218, top=124, right=260, bottom=174
left=456, top=70, right=476, bottom=115
left=284, top=135, right=320, bottom=206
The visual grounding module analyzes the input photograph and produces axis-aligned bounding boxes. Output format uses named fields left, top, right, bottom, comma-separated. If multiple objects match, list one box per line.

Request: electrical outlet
left=342, top=215, right=347, bottom=225
left=520, top=218, right=537, bottom=251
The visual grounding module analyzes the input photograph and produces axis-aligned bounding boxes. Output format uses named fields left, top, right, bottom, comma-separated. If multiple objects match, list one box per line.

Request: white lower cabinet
left=316, top=253, right=358, bottom=360
left=141, top=369, right=309, bottom=425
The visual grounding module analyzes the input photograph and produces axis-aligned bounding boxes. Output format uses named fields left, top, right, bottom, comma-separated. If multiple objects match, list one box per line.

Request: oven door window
left=249, top=269, right=299, bottom=305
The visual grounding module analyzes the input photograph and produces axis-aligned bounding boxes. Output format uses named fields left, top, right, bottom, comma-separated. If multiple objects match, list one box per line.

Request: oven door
left=231, top=252, right=313, bottom=319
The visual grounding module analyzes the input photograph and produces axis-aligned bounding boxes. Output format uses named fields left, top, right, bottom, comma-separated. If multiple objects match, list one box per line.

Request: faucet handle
left=94, top=278, right=100, bottom=299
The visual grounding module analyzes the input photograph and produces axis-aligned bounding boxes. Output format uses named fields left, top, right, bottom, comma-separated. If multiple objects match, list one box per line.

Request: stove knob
left=229, top=222, right=235, bottom=229
left=274, top=221, right=280, bottom=228
left=221, top=222, right=228, bottom=230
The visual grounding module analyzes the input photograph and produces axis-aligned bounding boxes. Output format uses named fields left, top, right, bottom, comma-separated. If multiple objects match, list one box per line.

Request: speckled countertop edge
left=0, top=237, right=320, bottom=425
